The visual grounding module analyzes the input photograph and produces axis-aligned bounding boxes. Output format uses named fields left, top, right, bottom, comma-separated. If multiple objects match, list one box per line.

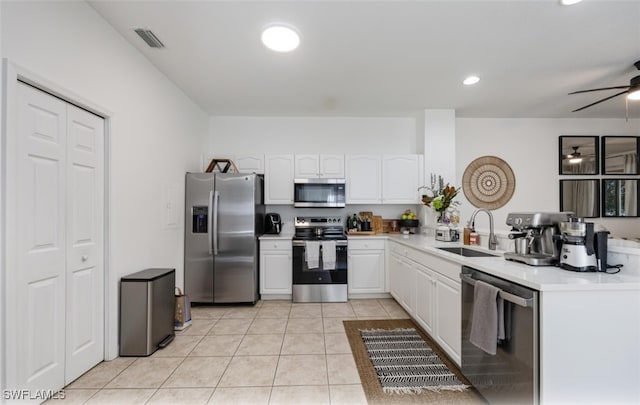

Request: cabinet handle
left=364, top=244, right=369, bottom=248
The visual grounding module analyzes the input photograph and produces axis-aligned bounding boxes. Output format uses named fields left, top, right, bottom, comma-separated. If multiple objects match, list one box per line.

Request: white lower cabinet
left=414, top=265, right=435, bottom=335
left=387, top=240, right=461, bottom=366
left=348, top=239, right=386, bottom=295
left=259, top=239, right=292, bottom=296
left=433, top=273, right=461, bottom=363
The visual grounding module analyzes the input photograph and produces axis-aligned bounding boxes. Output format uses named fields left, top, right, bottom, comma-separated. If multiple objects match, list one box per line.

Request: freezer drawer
left=119, top=268, right=175, bottom=356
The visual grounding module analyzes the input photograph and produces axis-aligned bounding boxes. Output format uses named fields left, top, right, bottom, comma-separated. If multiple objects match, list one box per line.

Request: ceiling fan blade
left=572, top=90, right=629, bottom=112
left=568, top=85, right=630, bottom=95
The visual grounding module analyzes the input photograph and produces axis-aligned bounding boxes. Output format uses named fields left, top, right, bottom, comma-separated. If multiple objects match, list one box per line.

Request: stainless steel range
left=292, top=216, right=347, bottom=302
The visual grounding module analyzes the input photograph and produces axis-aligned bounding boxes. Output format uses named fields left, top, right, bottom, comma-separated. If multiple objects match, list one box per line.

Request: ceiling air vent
left=134, top=28, right=165, bottom=49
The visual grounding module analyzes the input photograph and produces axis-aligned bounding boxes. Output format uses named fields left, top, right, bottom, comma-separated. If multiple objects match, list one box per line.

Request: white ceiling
left=88, top=0, right=640, bottom=119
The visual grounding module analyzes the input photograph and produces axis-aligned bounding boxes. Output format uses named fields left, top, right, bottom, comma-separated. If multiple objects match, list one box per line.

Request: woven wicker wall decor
left=462, top=156, right=515, bottom=209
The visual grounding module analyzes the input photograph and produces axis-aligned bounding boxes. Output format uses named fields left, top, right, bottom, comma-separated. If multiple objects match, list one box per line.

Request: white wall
left=1, top=1, right=208, bottom=360
left=209, top=116, right=417, bottom=155
left=456, top=118, right=640, bottom=239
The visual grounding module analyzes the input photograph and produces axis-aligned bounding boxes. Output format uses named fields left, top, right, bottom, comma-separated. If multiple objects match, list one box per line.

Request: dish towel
left=469, top=280, right=504, bottom=355
left=305, top=241, right=320, bottom=269
left=321, top=241, right=336, bottom=270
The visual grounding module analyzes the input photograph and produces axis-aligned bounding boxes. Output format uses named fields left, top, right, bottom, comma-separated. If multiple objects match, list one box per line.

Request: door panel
left=214, top=174, right=257, bottom=303
left=15, top=83, right=105, bottom=391
left=17, top=82, right=67, bottom=391
left=26, top=276, right=64, bottom=384
left=184, top=173, right=215, bottom=303
left=65, top=105, right=104, bottom=384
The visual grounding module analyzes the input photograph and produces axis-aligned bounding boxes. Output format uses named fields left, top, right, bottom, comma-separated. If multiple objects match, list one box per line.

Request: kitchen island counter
left=386, top=234, right=640, bottom=292
left=386, top=234, right=640, bottom=405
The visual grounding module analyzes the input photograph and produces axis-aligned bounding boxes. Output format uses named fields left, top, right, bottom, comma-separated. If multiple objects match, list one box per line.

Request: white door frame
left=1, top=59, right=115, bottom=392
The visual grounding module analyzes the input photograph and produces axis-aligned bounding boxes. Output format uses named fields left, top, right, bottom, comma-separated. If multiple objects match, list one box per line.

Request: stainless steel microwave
left=293, top=178, right=346, bottom=208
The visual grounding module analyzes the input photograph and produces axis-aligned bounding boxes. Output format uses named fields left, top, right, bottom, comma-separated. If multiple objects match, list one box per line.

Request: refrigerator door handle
left=213, top=190, right=220, bottom=255
left=208, top=190, right=214, bottom=255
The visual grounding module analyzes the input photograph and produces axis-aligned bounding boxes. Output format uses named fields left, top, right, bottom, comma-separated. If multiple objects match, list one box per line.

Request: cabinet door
left=265, top=155, right=294, bottom=204
left=382, top=155, right=423, bottom=204
left=260, top=250, right=292, bottom=294
left=345, top=155, right=381, bottom=204
left=294, top=154, right=320, bottom=178
left=388, top=252, right=402, bottom=301
left=394, top=257, right=416, bottom=316
left=414, top=265, right=435, bottom=335
left=435, top=274, right=461, bottom=365
left=319, top=154, right=345, bottom=178
left=348, top=250, right=385, bottom=294
left=235, top=154, right=264, bottom=174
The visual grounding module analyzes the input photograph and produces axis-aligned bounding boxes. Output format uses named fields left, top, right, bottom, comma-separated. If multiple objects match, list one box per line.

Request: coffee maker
left=504, top=212, right=573, bottom=266
left=558, top=217, right=609, bottom=272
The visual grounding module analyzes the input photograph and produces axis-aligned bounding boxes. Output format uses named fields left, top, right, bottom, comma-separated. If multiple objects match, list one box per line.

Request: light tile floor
left=57, top=299, right=409, bottom=405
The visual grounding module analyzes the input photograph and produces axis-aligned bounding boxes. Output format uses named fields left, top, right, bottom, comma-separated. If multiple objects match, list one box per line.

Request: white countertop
left=261, top=232, right=640, bottom=291
left=385, top=234, right=640, bottom=292
left=259, top=231, right=294, bottom=240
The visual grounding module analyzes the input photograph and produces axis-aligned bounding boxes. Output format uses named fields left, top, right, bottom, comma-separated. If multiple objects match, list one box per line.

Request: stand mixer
left=504, top=212, right=574, bottom=266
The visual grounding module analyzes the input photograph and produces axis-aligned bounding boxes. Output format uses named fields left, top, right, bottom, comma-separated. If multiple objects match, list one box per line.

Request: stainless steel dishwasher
left=460, top=266, right=539, bottom=404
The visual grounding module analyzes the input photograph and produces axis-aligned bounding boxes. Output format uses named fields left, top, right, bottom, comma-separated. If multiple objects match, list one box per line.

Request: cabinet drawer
left=260, top=240, right=292, bottom=251
left=406, top=247, right=460, bottom=282
left=348, top=239, right=385, bottom=250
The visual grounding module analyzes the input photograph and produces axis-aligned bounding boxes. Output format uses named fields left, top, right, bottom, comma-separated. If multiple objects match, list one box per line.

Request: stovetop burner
left=293, top=216, right=346, bottom=241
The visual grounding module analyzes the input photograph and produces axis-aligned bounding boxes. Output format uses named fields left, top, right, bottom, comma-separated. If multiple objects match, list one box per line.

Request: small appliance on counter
left=265, top=213, right=282, bottom=234
left=558, top=217, right=610, bottom=272
left=503, top=212, right=573, bottom=266
left=435, top=225, right=459, bottom=242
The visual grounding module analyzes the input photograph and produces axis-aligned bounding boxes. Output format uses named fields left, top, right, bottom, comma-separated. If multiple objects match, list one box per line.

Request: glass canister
left=448, top=207, right=460, bottom=228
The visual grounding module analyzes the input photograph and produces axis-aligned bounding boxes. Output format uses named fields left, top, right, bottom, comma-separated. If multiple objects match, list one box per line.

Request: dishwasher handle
left=460, top=274, right=534, bottom=308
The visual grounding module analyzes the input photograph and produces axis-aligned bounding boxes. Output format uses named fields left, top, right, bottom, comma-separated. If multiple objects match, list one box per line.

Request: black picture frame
left=601, top=136, right=640, bottom=175
left=559, top=179, right=600, bottom=218
left=601, top=178, right=640, bottom=217
left=559, top=136, right=599, bottom=175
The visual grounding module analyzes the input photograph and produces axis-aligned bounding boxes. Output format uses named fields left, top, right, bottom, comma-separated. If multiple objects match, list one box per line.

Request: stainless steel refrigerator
left=184, top=172, right=264, bottom=304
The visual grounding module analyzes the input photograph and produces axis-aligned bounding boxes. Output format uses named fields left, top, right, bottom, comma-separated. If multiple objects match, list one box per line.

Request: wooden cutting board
left=372, top=216, right=383, bottom=234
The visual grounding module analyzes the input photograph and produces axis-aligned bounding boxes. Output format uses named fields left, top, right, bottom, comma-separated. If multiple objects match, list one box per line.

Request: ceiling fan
left=569, top=61, right=640, bottom=113
left=563, top=146, right=583, bottom=164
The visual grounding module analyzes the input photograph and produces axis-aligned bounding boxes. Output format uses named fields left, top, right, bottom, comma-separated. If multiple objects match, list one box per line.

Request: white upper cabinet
left=294, top=154, right=344, bottom=178
left=319, top=154, right=345, bottom=177
left=265, top=154, right=294, bottom=204
left=235, top=154, right=264, bottom=174
left=382, top=155, right=423, bottom=204
left=345, top=154, right=382, bottom=204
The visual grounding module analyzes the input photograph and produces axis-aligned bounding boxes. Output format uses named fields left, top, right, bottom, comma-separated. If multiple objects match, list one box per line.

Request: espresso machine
left=558, top=217, right=609, bottom=272
left=504, top=212, right=573, bottom=266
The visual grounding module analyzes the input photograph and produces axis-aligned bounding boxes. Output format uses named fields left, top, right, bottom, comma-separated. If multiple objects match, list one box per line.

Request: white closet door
left=15, top=82, right=105, bottom=391
left=65, top=105, right=104, bottom=384
left=16, top=82, right=67, bottom=391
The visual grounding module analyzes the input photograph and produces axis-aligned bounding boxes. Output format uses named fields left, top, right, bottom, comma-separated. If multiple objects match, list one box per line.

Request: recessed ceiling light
left=561, top=0, right=583, bottom=5
left=261, top=24, right=300, bottom=52
left=463, top=76, right=480, bottom=86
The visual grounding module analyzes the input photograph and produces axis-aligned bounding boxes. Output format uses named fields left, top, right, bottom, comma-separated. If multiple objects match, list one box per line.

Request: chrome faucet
left=469, top=208, right=498, bottom=250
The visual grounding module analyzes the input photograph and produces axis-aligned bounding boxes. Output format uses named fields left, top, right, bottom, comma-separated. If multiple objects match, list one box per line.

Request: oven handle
left=460, top=274, right=534, bottom=308
left=292, top=240, right=348, bottom=247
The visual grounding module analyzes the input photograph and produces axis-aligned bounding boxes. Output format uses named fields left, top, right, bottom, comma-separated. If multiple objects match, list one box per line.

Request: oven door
left=292, top=241, right=347, bottom=284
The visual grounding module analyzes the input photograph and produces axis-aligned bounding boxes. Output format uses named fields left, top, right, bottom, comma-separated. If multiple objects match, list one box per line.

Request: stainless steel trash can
left=119, top=268, right=175, bottom=356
